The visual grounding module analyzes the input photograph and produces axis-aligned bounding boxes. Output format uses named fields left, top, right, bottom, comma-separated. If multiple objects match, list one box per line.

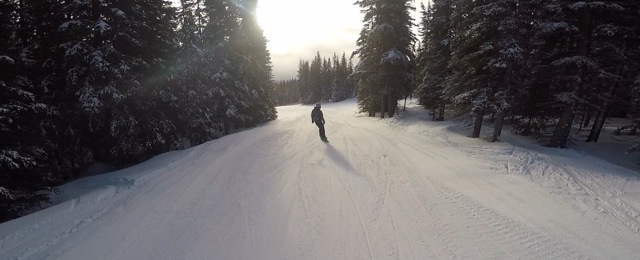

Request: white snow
left=0, top=55, right=15, bottom=64
left=381, top=48, right=409, bottom=65
left=540, top=22, right=576, bottom=34
left=58, top=20, right=83, bottom=32
left=63, top=43, right=88, bottom=57
left=1, top=99, right=639, bottom=259
left=111, top=8, right=126, bottom=18
left=0, top=187, right=12, bottom=199
left=94, top=21, right=111, bottom=33
left=568, top=2, right=623, bottom=11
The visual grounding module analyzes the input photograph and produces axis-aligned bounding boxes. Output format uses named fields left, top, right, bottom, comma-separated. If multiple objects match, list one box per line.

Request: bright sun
left=256, top=0, right=361, bottom=56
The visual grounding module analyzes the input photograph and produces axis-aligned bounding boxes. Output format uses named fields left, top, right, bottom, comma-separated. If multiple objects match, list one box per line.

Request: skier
left=311, top=103, right=327, bottom=141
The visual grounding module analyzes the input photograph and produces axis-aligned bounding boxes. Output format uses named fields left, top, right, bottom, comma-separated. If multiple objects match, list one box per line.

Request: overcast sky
left=258, top=0, right=428, bottom=80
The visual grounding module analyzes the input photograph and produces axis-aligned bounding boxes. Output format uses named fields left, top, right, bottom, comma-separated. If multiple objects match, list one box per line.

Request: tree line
left=351, top=0, right=639, bottom=148
left=3, top=0, right=639, bottom=222
left=0, top=0, right=275, bottom=221
left=274, top=51, right=356, bottom=106
left=416, top=0, right=639, bottom=146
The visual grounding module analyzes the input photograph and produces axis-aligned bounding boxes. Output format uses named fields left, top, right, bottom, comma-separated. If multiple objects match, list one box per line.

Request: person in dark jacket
left=311, top=103, right=327, bottom=141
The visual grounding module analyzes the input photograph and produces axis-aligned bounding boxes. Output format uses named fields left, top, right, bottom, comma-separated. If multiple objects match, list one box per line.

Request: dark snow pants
left=315, top=121, right=326, bottom=139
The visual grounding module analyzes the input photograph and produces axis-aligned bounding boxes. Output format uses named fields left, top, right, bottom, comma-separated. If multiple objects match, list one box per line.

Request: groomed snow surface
left=1, top=99, right=640, bottom=259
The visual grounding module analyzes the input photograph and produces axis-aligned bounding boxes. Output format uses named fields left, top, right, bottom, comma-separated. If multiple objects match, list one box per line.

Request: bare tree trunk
left=471, top=109, right=484, bottom=138
left=388, top=94, right=396, bottom=118
left=577, top=105, right=587, bottom=133
left=587, top=111, right=606, bottom=142
left=583, top=110, right=593, bottom=127
left=437, top=103, right=445, bottom=121
left=490, top=111, right=505, bottom=142
left=380, top=95, right=385, bottom=118
left=549, top=105, right=575, bottom=148
left=587, top=84, right=617, bottom=142
left=431, top=107, right=436, bottom=121
left=403, top=96, right=407, bottom=111
left=587, top=44, right=624, bottom=142
left=522, top=117, right=533, bottom=136
left=549, top=7, right=592, bottom=148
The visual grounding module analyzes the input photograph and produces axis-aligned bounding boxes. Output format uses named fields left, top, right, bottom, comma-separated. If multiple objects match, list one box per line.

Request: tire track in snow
left=418, top=118, right=640, bottom=236
left=559, top=164, right=640, bottom=233
left=333, top=167, right=374, bottom=260
left=344, top=123, right=467, bottom=259
left=393, top=166, right=470, bottom=260
left=422, top=173, right=587, bottom=259
left=495, top=145, right=640, bottom=234
left=384, top=130, right=586, bottom=259
left=338, top=113, right=468, bottom=259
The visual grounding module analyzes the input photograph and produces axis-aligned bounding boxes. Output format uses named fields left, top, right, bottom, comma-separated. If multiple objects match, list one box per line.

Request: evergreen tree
left=332, top=53, right=350, bottom=102
left=298, top=51, right=355, bottom=103
left=583, top=1, right=640, bottom=143
left=56, top=0, right=180, bottom=162
left=353, top=0, right=415, bottom=118
left=542, top=1, right=635, bottom=147
left=417, top=0, right=452, bottom=121
left=322, top=57, right=333, bottom=101
left=0, top=0, right=90, bottom=221
left=228, top=0, right=277, bottom=126
left=0, top=0, right=47, bottom=221
left=172, top=0, right=217, bottom=144
left=309, top=52, right=324, bottom=103
left=275, top=79, right=299, bottom=105
left=298, top=59, right=312, bottom=103
left=340, top=52, right=356, bottom=101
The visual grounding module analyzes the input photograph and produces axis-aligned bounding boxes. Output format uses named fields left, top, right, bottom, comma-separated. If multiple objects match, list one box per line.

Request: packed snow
left=1, top=99, right=639, bottom=259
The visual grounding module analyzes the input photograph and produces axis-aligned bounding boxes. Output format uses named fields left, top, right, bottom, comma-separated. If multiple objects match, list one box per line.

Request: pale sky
left=258, top=0, right=428, bottom=80
left=171, top=0, right=428, bottom=81
left=257, top=0, right=362, bottom=80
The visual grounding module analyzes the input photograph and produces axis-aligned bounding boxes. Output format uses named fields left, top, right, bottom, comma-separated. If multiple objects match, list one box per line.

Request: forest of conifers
left=2, top=0, right=639, bottom=222
left=1, top=0, right=275, bottom=221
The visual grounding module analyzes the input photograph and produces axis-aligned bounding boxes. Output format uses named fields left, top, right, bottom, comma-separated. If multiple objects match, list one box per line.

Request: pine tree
left=172, top=0, right=213, bottom=144
left=332, top=52, right=351, bottom=102
left=0, top=0, right=89, bottom=221
left=54, top=0, right=180, bottom=162
left=446, top=0, right=490, bottom=137
left=309, top=52, right=324, bottom=103
left=199, top=0, right=247, bottom=135
left=298, top=59, right=312, bottom=103
left=584, top=1, right=640, bottom=143
left=275, top=79, right=299, bottom=105
left=543, top=1, right=634, bottom=147
left=227, top=0, right=277, bottom=126
left=417, top=0, right=452, bottom=121
left=322, top=57, right=333, bottom=101
left=353, top=0, right=416, bottom=118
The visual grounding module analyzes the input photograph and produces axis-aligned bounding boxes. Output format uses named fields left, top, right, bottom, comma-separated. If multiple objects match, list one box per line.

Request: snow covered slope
left=1, top=99, right=639, bottom=259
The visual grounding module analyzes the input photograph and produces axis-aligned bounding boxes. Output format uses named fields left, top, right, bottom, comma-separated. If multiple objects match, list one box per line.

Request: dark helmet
left=315, top=103, right=321, bottom=108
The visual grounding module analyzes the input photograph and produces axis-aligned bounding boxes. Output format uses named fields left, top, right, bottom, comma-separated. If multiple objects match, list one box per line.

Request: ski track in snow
left=1, top=99, right=640, bottom=259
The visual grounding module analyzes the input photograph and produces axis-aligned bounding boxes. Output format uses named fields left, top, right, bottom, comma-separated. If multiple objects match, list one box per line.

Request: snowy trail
left=1, top=100, right=640, bottom=259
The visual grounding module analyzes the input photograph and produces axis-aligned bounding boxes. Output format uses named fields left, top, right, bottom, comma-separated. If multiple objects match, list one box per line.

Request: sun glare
left=256, top=1, right=361, bottom=56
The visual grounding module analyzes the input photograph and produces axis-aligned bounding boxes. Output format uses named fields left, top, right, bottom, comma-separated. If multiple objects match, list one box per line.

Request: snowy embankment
left=1, top=99, right=639, bottom=259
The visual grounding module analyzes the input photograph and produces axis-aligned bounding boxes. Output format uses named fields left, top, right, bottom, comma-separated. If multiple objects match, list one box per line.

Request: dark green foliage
left=416, top=0, right=640, bottom=146
left=417, top=1, right=451, bottom=121
left=296, top=51, right=355, bottom=104
left=353, top=0, right=416, bottom=118
left=275, top=79, right=299, bottom=105
left=1, top=0, right=277, bottom=222
left=54, top=0, right=182, bottom=162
